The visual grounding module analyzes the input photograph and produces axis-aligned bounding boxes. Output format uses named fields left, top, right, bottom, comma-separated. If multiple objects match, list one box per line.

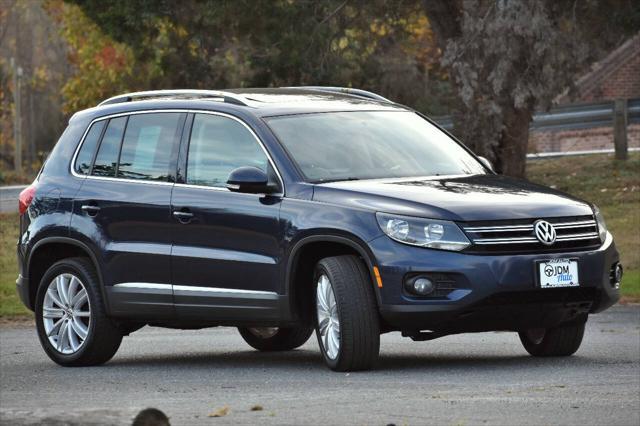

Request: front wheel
left=519, top=320, right=586, bottom=357
left=314, top=255, right=380, bottom=371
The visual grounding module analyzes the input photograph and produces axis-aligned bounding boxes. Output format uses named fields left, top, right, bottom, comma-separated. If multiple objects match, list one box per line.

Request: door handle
left=173, top=210, right=194, bottom=223
left=81, top=204, right=101, bottom=216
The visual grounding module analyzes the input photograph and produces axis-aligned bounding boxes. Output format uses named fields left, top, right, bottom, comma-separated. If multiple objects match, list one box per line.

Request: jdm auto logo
left=534, top=220, right=557, bottom=245
left=544, top=265, right=555, bottom=277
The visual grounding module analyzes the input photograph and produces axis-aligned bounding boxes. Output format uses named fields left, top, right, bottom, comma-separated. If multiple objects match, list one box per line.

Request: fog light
left=613, top=263, right=623, bottom=288
left=406, top=277, right=435, bottom=296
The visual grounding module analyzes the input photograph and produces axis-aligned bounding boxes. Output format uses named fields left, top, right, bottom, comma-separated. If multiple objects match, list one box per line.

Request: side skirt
left=106, top=283, right=294, bottom=326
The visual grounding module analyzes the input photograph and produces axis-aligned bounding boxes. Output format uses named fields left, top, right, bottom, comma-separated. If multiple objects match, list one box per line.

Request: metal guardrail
left=527, top=147, right=640, bottom=159
left=433, top=98, right=640, bottom=132
left=0, top=184, right=26, bottom=213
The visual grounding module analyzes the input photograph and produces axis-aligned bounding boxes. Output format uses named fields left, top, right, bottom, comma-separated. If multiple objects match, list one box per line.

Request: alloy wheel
left=42, top=273, right=91, bottom=354
left=316, top=274, right=340, bottom=360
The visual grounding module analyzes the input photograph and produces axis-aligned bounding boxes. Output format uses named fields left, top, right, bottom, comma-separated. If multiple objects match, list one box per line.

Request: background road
left=1, top=305, right=638, bottom=426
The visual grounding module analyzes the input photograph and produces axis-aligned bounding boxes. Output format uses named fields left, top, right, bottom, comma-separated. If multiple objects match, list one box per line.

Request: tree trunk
left=494, top=106, right=533, bottom=178
left=421, top=0, right=462, bottom=41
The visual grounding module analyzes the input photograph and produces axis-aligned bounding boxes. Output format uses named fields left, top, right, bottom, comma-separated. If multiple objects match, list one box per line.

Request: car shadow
left=103, top=348, right=600, bottom=374
left=107, top=349, right=325, bottom=371
left=376, top=352, right=600, bottom=372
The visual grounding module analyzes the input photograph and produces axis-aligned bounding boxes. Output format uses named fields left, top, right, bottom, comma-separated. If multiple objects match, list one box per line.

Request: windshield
left=266, top=111, right=487, bottom=182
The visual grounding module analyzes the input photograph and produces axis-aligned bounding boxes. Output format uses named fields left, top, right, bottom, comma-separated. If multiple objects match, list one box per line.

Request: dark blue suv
left=16, top=87, right=622, bottom=371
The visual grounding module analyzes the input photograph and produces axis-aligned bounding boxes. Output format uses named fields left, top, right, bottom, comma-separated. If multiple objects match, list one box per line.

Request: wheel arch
left=285, top=233, right=380, bottom=323
left=27, top=237, right=107, bottom=311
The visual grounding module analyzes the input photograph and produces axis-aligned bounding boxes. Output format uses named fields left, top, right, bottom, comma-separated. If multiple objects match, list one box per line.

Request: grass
left=0, top=153, right=638, bottom=318
left=0, top=213, right=29, bottom=317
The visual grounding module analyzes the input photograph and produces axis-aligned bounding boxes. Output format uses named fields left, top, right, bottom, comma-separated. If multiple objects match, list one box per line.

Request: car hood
left=312, top=174, right=594, bottom=222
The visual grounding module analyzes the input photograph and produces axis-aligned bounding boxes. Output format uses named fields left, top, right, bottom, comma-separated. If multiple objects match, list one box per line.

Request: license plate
left=538, top=258, right=579, bottom=288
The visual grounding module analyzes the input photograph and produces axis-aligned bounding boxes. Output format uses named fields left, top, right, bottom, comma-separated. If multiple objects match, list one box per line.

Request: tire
left=314, top=255, right=380, bottom=371
left=519, top=320, right=586, bottom=357
left=238, top=326, right=313, bottom=351
left=35, top=257, right=123, bottom=366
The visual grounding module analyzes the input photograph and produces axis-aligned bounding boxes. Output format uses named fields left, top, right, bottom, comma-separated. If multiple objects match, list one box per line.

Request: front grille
left=461, top=215, right=601, bottom=254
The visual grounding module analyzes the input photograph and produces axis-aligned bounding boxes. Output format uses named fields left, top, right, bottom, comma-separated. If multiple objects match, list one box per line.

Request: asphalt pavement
left=1, top=305, right=638, bottom=426
left=0, top=185, right=26, bottom=213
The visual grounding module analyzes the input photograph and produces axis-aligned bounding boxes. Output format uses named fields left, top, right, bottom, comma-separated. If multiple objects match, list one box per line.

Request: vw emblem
left=534, top=220, right=556, bottom=245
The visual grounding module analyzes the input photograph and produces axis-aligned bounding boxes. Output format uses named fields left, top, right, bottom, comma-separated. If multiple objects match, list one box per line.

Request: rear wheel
left=519, top=320, right=586, bottom=357
left=35, top=257, right=123, bottom=366
left=314, top=255, right=380, bottom=371
left=238, top=326, right=313, bottom=351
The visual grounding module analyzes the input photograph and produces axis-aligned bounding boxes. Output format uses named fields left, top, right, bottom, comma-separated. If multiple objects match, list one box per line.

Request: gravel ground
left=1, top=305, right=638, bottom=426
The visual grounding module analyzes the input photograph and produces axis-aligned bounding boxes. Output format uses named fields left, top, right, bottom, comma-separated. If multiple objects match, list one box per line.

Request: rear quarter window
left=93, top=117, right=127, bottom=177
left=74, top=120, right=106, bottom=175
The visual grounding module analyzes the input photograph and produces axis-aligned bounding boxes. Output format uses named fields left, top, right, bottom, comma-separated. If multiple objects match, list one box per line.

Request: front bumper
left=371, top=232, right=620, bottom=332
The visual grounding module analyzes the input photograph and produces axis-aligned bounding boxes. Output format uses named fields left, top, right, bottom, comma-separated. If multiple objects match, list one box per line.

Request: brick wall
left=529, top=35, right=640, bottom=153
left=579, top=53, right=640, bottom=102
left=529, top=124, right=640, bottom=153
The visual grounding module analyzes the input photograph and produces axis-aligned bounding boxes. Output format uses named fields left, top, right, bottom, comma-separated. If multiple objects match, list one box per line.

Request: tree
left=422, top=0, right=640, bottom=177
left=46, top=0, right=139, bottom=113
left=1, top=0, right=71, bottom=174
left=64, top=0, right=448, bottom=112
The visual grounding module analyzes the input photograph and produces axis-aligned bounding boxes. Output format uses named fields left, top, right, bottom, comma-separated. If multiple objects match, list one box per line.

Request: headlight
left=376, top=213, right=471, bottom=251
left=593, top=205, right=607, bottom=242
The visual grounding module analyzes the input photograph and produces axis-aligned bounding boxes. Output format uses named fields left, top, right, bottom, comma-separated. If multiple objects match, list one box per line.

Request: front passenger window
left=186, top=114, right=269, bottom=188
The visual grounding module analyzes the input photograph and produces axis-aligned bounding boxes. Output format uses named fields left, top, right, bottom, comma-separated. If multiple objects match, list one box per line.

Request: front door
left=170, top=112, right=284, bottom=321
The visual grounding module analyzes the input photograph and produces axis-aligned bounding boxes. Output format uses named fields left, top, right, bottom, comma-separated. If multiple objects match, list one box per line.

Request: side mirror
left=478, top=156, right=494, bottom=172
left=226, top=166, right=275, bottom=194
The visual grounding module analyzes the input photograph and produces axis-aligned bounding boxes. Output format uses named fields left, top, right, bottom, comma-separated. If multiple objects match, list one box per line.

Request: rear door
left=170, top=112, right=284, bottom=321
left=71, top=111, right=186, bottom=318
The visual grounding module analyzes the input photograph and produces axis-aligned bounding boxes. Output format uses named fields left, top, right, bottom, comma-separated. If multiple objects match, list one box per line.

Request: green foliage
left=57, top=0, right=449, bottom=113
left=47, top=0, right=140, bottom=113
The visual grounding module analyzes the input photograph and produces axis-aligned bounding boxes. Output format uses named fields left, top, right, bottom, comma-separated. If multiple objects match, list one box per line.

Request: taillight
left=18, top=185, right=36, bottom=215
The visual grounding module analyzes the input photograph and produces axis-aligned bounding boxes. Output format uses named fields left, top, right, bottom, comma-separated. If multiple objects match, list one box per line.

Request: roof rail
left=97, top=89, right=248, bottom=107
left=284, top=86, right=392, bottom=103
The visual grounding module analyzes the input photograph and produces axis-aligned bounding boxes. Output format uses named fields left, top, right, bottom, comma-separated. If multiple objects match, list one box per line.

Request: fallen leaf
left=208, top=405, right=230, bottom=417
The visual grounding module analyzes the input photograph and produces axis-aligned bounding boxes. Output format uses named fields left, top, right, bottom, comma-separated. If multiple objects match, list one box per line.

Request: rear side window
left=92, top=117, right=127, bottom=177
left=118, top=113, right=183, bottom=181
left=74, top=121, right=105, bottom=175
left=186, top=114, right=268, bottom=187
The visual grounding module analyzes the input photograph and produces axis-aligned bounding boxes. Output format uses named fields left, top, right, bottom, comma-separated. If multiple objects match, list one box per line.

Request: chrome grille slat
left=474, top=238, right=539, bottom=245
left=463, top=225, right=534, bottom=232
left=461, top=216, right=600, bottom=251
left=553, top=221, right=597, bottom=229
left=556, top=233, right=599, bottom=241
